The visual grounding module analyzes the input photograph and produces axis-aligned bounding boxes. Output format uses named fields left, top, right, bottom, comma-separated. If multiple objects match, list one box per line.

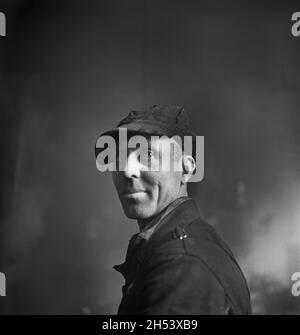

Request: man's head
left=112, top=134, right=195, bottom=221
left=95, top=105, right=197, bottom=223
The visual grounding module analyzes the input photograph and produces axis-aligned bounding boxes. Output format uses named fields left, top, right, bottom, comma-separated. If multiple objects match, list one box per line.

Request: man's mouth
left=122, top=190, right=147, bottom=198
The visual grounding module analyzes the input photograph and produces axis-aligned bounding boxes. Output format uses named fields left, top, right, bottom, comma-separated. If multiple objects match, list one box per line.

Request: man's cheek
left=148, top=158, right=160, bottom=172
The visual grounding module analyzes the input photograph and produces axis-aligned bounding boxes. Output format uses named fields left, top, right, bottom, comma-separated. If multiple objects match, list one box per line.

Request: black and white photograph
left=0, top=0, right=300, bottom=317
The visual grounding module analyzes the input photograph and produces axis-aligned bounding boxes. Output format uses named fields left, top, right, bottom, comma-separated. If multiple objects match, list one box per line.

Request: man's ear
left=181, top=154, right=196, bottom=183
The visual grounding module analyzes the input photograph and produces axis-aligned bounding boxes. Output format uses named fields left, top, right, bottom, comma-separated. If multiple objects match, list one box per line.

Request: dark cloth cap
left=95, top=105, right=197, bottom=159
left=99, top=105, right=196, bottom=139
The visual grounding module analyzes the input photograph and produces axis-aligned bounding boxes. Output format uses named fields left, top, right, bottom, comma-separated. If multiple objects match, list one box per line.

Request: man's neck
left=137, top=192, right=189, bottom=232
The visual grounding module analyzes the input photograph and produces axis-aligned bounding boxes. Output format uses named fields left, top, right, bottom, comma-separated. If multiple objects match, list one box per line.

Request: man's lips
left=122, top=189, right=147, bottom=195
left=122, top=190, right=148, bottom=198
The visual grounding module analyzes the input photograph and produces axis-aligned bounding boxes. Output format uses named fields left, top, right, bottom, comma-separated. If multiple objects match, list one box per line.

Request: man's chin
left=122, top=204, right=154, bottom=220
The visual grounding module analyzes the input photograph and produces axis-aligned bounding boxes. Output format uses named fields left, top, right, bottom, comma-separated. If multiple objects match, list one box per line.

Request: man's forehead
left=149, top=137, right=182, bottom=153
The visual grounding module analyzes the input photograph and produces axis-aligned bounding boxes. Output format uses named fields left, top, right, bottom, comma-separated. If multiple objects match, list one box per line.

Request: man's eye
left=137, top=149, right=155, bottom=164
left=147, top=150, right=154, bottom=157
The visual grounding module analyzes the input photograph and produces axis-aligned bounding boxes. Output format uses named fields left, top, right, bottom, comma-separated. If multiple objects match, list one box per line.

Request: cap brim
left=95, top=122, right=197, bottom=158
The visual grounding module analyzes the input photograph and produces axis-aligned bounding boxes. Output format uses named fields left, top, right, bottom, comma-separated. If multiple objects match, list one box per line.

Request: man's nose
left=123, top=153, right=141, bottom=179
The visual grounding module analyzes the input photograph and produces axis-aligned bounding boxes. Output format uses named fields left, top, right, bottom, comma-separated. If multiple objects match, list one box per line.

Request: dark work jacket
left=113, top=197, right=252, bottom=315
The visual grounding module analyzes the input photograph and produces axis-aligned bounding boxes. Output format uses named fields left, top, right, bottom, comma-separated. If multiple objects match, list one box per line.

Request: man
left=95, top=105, right=252, bottom=315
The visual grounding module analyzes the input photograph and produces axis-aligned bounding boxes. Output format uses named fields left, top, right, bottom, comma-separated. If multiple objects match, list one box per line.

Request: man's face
left=112, top=136, right=183, bottom=220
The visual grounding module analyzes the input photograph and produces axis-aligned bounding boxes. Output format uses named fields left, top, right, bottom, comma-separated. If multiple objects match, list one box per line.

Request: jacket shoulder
left=141, top=217, right=252, bottom=314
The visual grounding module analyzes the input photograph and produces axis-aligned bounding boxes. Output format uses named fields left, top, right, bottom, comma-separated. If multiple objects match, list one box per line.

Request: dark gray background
left=0, top=0, right=300, bottom=314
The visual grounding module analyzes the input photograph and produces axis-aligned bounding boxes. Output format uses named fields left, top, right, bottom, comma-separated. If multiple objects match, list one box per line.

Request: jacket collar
left=138, top=196, right=191, bottom=241
left=146, top=196, right=200, bottom=241
left=113, top=197, right=201, bottom=279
